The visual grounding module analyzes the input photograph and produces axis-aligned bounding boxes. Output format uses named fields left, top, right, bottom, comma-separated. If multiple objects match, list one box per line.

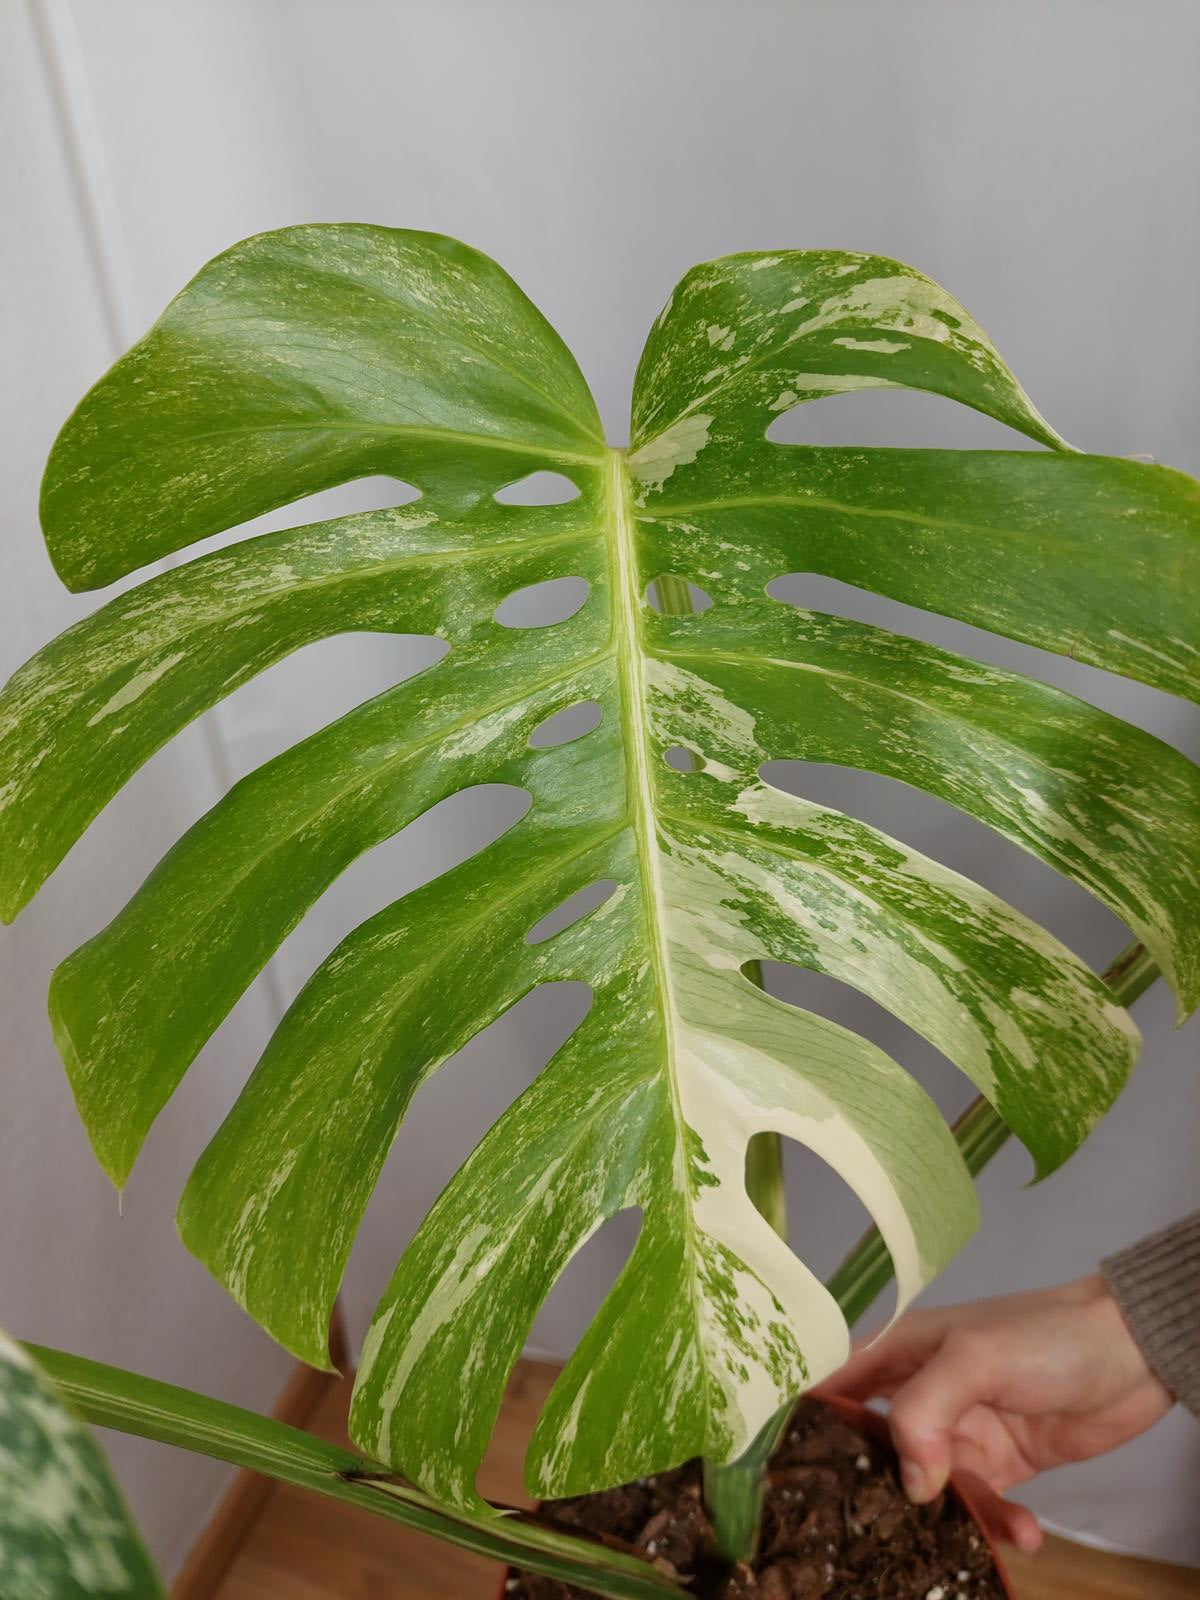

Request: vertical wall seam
left=25, top=0, right=290, bottom=1029
left=25, top=0, right=134, bottom=354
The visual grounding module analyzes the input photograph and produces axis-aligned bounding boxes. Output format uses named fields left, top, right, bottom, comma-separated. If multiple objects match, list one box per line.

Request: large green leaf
left=0, top=1332, right=162, bottom=1599
left=3, top=230, right=1197, bottom=1512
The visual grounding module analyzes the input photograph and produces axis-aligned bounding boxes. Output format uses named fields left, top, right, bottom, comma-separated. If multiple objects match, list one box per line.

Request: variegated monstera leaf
left=3, top=229, right=1198, bottom=1509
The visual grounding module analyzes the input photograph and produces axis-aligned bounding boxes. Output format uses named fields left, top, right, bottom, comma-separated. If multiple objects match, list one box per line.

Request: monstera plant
left=2, top=227, right=1197, bottom=1595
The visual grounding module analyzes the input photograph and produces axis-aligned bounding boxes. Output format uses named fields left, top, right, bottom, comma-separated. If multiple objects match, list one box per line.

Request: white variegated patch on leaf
left=2, top=229, right=1196, bottom=1511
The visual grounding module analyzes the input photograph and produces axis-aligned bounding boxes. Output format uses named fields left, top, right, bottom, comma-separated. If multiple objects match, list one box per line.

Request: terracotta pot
left=494, top=1395, right=1016, bottom=1599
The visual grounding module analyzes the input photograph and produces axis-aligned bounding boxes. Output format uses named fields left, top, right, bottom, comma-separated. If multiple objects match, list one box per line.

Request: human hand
left=815, top=1274, right=1173, bottom=1552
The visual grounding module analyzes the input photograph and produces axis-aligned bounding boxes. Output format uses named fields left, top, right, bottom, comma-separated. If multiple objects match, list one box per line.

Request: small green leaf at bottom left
left=0, top=1331, right=163, bottom=1599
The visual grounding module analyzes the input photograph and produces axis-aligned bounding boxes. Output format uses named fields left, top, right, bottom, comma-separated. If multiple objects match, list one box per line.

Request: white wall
left=2, top=0, right=1197, bottom=1572
left=0, top=2, right=298, bottom=1580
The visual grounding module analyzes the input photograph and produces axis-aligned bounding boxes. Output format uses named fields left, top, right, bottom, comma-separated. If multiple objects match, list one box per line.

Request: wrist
left=1101, top=1215, right=1200, bottom=1417
left=1081, top=1273, right=1174, bottom=1408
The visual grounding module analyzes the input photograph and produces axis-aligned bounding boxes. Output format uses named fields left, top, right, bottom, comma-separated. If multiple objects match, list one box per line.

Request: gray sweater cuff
left=1101, top=1211, right=1200, bottom=1417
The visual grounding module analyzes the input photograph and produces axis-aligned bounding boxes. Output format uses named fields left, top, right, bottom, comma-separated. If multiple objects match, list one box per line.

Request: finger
left=823, top=1296, right=1011, bottom=1401
left=814, top=1316, right=940, bottom=1401
left=951, top=1401, right=1036, bottom=1493
left=952, top=1470, right=1043, bottom=1553
left=888, top=1328, right=1001, bottom=1503
left=812, top=1367, right=908, bottom=1403
left=810, top=1340, right=892, bottom=1401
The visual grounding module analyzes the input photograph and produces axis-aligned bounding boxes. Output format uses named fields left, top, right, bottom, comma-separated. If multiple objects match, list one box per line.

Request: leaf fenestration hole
left=268, top=783, right=534, bottom=1005
left=764, top=386, right=1033, bottom=450
left=529, top=700, right=603, bottom=749
left=645, top=577, right=714, bottom=614
left=527, top=1207, right=643, bottom=1372
left=525, top=879, right=619, bottom=946
left=494, top=576, right=590, bottom=629
left=744, top=955, right=1011, bottom=1139
left=663, top=744, right=700, bottom=772
left=271, top=475, right=423, bottom=522
left=770, top=1133, right=899, bottom=1329
left=493, top=471, right=581, bottom=505
left=762, top=573, right=1193, bottom=759
left=363, top=980, right=595, bottom=1305
left=755, top=759, right=1128, bottom=970
left=187, top=476, right=423, bottom=560
left=210, top=632, right=449, bottom=780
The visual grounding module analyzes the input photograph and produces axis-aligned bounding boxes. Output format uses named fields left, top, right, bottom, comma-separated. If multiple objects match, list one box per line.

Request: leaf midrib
left=608, top=447, right=713, bottom=1445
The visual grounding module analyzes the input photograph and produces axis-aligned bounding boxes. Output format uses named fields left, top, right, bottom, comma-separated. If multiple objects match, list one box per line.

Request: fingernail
left=901, top=1460, right=926, bottom=1502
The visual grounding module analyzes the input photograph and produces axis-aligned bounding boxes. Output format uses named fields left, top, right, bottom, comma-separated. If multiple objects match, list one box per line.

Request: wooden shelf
left=190, top=1357, right=1200, bottom=1600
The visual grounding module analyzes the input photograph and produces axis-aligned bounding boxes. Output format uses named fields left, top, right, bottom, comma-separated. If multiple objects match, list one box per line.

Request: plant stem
left=742, top=963, right=789, bottom=1240
left=652, top=574, right=695, bottom=616
left=703, top=1403, right=790, bottom=1566
left=30, top=1344, right=686, bottom=1600
left=706, top=937, right=1157, bottom=1564
left=744, top=1129, right=788, bottom=1240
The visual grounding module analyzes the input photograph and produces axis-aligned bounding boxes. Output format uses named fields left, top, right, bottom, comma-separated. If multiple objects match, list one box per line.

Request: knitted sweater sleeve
left=1101, top=1212, right=1200, bottom=1417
